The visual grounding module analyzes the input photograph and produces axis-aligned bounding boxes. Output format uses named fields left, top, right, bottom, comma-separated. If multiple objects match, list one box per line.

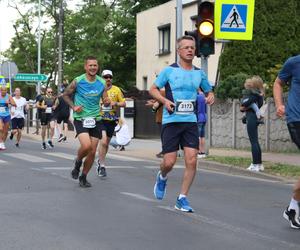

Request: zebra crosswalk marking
left=43, top=152, right=75, bottom=160
left=3, top=153, right=54, bottom=162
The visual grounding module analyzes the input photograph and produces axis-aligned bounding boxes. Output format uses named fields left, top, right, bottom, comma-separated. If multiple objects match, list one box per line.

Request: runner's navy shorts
left=161, top=122, right=199, bottom=154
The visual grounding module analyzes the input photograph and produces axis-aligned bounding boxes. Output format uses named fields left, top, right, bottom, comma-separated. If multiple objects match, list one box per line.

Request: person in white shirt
left=109, top=118, right=131, bottom=151
left=10, top=88, right=29, bottom=147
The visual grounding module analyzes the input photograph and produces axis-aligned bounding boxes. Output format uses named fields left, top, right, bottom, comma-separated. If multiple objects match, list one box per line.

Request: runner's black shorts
left=74, top=119, right=103, bottom=139
left=40, top=113, right=54, bottom=126
left=11, top=117, right=25, bottom=129
left=287, top=121, right=300, bottom=149
left=102, top=119, right=118, bottom=138
left=56, top=115, right=69, bottom=124
left=161, top=122, right=199, bottom=154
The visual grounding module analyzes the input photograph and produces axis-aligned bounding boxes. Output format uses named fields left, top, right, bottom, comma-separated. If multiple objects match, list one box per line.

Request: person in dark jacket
left=240, top=76, right=264, bottom=172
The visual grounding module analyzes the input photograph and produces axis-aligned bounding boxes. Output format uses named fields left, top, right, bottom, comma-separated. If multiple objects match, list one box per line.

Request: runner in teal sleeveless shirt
left=73, top=73, right=105, bottom=120
left=63, top=56, right=109, bottom=188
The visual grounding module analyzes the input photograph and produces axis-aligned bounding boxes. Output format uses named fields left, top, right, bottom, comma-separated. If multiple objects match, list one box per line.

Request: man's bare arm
left=273, top=77, right=285, bottom=117
left=63, top=80, right=77, bottom=109
left=149, top=84, right=174, bottom=112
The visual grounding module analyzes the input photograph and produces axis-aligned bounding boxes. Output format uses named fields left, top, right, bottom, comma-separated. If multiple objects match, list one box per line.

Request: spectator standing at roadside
left=273, top=54, right=300, bottom=229
left=240, top=76, right=264, bottom=172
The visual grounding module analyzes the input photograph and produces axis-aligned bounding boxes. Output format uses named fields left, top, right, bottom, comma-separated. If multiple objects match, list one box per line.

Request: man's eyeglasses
left=179, top=46, right=195, bottom=50
left=103, top=75, right=112, bottom=79
left=47, top=92, right=52, bottom=94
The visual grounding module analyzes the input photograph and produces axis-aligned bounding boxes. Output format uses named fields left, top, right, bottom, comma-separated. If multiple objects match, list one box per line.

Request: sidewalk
left=22, top=126, right=300, bottom=167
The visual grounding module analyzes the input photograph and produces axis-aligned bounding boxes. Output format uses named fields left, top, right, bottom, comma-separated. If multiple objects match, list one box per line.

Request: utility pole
left=37, top=0, right=41, bottom=95
left=58, top=0, right=64, bottom=93
left=176, top=0, right=182, bottom=63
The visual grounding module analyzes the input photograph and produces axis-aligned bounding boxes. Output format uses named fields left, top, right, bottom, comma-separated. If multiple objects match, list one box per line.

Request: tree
left=215, top=73, right=249, bottom=100
left=218, top=0, right=300, bottom=97
left=2, top=0, right=171, bottom=97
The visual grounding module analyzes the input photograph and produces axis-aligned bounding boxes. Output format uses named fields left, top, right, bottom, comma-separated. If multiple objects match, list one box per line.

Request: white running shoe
left=247, top=163, right=260, bottom=172
left=197, top=153, right=206, bottom=159
left=258, top=164, right=264, bottom=171
left=0, top=142, right=6, bottom=150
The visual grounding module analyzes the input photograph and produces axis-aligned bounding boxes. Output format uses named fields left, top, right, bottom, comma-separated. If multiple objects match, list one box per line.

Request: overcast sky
left=0, top=0, right=82, bottom=52
left=0, top=0, right=192, bottom=53
left=0, top=0, right=18, bottom=52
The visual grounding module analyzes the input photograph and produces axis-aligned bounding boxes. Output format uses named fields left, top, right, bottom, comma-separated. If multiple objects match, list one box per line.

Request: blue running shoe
left=175, top=197, right=194, bottom=213
left=153, top=171, right=167, bottom=200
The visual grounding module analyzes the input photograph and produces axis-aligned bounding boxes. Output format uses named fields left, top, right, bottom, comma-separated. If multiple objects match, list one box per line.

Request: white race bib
left=0, top=107, right=5, bottom=113
left=16, top=106, right=23, bottom=111
left=45, top=107, right=52, bottom=114
left=175, top=100, right=195, bottom=114
left=83, top=117, right=96, bottom=128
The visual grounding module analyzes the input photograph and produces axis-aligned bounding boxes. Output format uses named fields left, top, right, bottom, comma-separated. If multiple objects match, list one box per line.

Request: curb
left=198, top=159, right=296, bottom=183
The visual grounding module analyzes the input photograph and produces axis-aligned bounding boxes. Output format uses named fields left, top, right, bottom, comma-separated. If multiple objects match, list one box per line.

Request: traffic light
left=197, top=1, right=214, bottom=57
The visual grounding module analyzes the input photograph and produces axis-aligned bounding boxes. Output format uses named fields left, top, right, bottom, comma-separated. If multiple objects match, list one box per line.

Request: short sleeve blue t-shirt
left=154, top=63, right=212, bottom=125
left=278, top=55, right=300, bottom=123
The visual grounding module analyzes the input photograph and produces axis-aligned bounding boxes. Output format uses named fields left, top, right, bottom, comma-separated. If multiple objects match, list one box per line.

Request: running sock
left=75, top=159, right=82, bottom=170
left=178, top=194, right=186, bottom=200
left=80, top=173, right=87, bottom=180
left=159, top=174, right=167, bottom=181
left=98, top=160, right=105, bottom=167
left=288, top=198, right=300, bottom=212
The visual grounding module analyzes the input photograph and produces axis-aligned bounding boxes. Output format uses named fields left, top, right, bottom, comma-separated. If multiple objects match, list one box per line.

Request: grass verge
left=204, top=155, right=300, bottom=178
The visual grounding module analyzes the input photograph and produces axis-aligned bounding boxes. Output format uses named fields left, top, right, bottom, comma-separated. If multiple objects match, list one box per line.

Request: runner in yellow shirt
left=97, top=70, right=126, bottom=177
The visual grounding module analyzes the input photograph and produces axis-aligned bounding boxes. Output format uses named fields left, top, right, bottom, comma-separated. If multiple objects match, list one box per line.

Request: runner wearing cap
left=96, top=69, right=126, bottom=177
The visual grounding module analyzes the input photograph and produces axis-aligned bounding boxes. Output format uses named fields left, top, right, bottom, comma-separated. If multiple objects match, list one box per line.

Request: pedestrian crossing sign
left=215, top=0, right=255, bottom=40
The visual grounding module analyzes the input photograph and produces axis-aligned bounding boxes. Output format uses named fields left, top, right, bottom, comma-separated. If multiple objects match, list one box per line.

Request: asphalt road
left=0, top=138, right=299, bottom=250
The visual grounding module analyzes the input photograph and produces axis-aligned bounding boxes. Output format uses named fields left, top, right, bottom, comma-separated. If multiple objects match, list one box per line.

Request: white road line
left=120, top=192, right=158, bottom=203
left=107, top=153, right=150, bottom=162
left=3, top=153, right=54, bottom=162
left=43, top=152, right=75, bottom=160
left=144, top=166, right=159, bottom=169
left=144, top=165, right=184, bottom=169
left=43, top=167, right=72, bottom=170
left=41, top=166, right=136, bottom=170
left=105, top=166, right=137, bottom=169
left=158, top=205, right=298, bottom=249
left=0, top=159, right=7, bottom=164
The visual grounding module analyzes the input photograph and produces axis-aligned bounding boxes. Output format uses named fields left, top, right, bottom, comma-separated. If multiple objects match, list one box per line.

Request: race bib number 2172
left=175, top=100, right=195, bottom=114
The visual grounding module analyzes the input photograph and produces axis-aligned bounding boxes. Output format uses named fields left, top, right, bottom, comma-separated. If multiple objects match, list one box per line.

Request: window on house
left=158, top=24, right=171, bottom=55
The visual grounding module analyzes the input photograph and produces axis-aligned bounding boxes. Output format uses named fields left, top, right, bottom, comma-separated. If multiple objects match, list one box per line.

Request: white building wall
left=136, top=0, right=221, bottom=90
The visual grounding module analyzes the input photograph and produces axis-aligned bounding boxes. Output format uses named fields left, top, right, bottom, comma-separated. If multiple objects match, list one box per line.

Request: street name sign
left=215, top=0, right=255, bottom=40
left=15, top=73, right=48, bottom=82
